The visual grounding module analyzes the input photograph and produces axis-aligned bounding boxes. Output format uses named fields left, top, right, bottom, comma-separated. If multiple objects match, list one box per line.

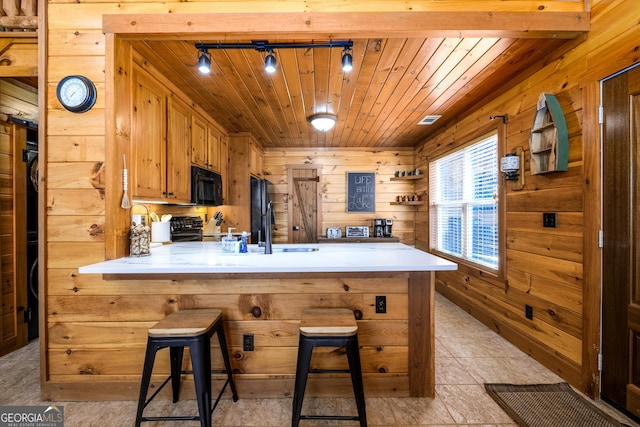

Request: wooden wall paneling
left=46, top=136, right=105, bottom=162
left=46, top=216, right=105, bottom=242
left=0, top=39, right=37, bottom=77
left=47, top=30, right=105, bottom=57
left=263, top=148, right=416, bottom=243
left=436, top=271, right=584, bottom=386
left=418, top=1, right=640, bottom=400
left=580, top=80, right=602, bottom=397
left=44, top=272, right=412, bottom=398
left=0, top=79, right=38, bottom=120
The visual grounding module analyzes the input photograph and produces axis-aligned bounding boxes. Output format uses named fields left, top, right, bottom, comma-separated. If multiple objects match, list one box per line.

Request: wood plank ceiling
left=124, top=5, right=589, bottom=149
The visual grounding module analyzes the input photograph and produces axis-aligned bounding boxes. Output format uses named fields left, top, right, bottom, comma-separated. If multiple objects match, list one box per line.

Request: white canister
left=151, top=221, right=171, bottom=243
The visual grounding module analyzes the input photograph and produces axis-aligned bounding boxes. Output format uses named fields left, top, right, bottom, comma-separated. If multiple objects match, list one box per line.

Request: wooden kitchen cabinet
left=131, top=65, right=167, bottom=200
left=131, top=65, right=191, bottom=203
left=249, top=141, right=263, bottom=177
left=166, top=95, right=192, bottom=201
left=191, top=114, right=207, bottom=168
left=192, top=114, right=223, bottom=172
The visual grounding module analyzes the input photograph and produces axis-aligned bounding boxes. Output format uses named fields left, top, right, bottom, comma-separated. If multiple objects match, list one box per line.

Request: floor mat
left=484, top=382, right=624, bottom=427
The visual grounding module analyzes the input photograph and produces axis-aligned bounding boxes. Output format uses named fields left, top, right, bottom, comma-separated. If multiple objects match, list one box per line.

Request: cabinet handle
left=292, top=226, right=300, bottom=231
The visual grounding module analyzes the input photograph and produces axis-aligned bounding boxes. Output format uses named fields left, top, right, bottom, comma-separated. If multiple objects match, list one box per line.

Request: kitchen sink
left=273, top=247, right=319, bottom=253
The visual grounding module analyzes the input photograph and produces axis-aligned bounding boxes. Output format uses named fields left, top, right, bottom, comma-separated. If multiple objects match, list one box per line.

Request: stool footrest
left=309, top=368, right=351, bottom=374
left=300, top=415, right=361, bottom=421
left=141, top=415, right=200, bottom=422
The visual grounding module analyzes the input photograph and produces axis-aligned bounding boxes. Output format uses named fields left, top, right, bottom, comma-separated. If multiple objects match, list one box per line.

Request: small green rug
left=485, top=383, right=625, bottom=427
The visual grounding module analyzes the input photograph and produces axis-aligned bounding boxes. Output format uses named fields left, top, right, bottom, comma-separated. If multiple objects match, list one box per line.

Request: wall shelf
left=390, top=173, right=425, bottom=206
left=391, top=174, right=424, bottom=181
left=390, top=201, right=424, bottom=206
left=529, top=93, right=569, bottom=175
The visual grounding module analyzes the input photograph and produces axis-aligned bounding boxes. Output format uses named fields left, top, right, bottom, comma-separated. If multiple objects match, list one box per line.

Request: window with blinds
left=429, top=133, right=499, bottom=270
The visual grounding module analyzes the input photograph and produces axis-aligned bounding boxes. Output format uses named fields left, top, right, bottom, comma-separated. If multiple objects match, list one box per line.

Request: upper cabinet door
left=207, top=125, right=221, bottom=172
left=167, top=95, right=192, bottom=202
left=191, top=114, right=208, bottom=168
left=131, top=65, right=167, bottom=199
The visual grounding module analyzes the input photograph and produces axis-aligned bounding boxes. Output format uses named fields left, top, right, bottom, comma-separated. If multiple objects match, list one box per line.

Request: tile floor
left=1, top=293, right=638, bottom=426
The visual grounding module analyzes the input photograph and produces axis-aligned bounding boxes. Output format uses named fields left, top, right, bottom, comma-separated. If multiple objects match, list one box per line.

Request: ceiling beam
left=104, top=11, right=589, bottom=40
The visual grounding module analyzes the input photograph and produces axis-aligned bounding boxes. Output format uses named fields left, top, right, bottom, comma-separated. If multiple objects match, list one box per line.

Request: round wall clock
left=56, top=75, right=97, bottom=113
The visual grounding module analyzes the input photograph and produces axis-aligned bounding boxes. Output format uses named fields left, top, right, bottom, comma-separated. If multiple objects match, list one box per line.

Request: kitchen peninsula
left=75, top=243, right=456, bottom=399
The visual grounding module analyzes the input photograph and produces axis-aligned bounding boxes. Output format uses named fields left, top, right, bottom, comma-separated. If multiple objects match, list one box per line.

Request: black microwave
left=191, top=166, right=223, bottom=206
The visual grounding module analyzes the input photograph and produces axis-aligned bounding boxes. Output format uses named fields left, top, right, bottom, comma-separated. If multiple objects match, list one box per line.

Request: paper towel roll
left=152, top=222, right=171, bottom=243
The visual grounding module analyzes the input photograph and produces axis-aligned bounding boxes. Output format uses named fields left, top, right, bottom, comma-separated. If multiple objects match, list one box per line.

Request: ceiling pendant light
left=341, top=48, right=353, bottom=72
left=309, top=114, right=337, bottom=132
left=264, top=50, right=277, bottom=74
left=198, top=49, right=211, bottom=74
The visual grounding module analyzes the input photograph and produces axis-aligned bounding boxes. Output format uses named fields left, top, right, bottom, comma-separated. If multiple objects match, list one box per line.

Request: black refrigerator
left=250, top=177, right=274, bottom=244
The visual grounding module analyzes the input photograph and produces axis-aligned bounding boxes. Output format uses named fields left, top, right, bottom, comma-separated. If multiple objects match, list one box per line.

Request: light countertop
left=78, top=242, right=457, bottom=275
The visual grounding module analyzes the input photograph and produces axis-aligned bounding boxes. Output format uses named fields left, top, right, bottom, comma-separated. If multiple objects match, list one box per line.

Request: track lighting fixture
left=197, top=49, right=211, bottom=74
left=264, top=50, right=277, bottom=74
left=308, top=114, right=337, bottom=132
left=194, top=40, right=354, bottom=75
left=341, top=48, right=353, bottom=72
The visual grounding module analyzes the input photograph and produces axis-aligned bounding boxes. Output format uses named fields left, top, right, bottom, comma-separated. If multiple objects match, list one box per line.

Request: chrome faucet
left=263, top=201, right=273, bottom=254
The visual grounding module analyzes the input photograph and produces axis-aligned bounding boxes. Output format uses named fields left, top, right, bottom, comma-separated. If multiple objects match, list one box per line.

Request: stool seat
left=135, top=309, right=238, bottom=427
left=149, top=309, right=221, bottom=337
left=300, top=308, right=358, bottom=337
left=292, top=308, right=367, bottom=427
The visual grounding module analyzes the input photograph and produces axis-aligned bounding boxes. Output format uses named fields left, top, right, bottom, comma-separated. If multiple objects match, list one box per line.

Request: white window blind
left=429, top=134, right=498, bottom=270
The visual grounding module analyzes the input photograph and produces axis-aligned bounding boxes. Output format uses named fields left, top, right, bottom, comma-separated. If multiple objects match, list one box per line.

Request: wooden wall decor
left=346, top=172, right=375, bottom=213
left=530, top=93, right=569, bottom=175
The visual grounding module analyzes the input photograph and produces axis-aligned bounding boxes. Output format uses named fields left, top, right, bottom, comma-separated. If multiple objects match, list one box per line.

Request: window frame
left=427, top=122, right=507, bottom=280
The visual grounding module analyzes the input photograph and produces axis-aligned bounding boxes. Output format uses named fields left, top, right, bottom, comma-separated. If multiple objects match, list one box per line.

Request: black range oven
left=170, top=216, right=204, bottom=242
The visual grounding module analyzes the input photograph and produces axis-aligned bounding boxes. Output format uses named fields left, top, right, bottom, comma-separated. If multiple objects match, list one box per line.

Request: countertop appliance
left=250, top=177, right=274, bottom=244
left=170, top=216, right=204, bottom=241
left=191, top=166, right=223, bottom=206
left=373, top=219, right=385, bottom=238
left=326, top=227, right=342, bottom=238
left=384, top=219, right=393, bottom=237
left=346, top=226, right=369, bottom=238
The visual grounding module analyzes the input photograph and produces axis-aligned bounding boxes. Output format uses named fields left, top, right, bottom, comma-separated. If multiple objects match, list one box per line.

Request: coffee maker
left=373, top=219, right=385, bottom=238
left=383, top=219, right=393, bottom=237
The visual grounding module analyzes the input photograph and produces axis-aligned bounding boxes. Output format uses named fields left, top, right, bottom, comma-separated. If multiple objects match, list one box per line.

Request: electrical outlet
left=543, top=212, right=557, bottom=228
left=525, top=305, right=533, bottom=320
left=375, top=295, right=387, bottom=314
left=243, top=333, right=254, bottom=351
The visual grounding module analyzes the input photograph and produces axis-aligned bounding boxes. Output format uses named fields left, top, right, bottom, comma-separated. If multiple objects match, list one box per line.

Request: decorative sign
left=346, top=172, right=375, bottom=213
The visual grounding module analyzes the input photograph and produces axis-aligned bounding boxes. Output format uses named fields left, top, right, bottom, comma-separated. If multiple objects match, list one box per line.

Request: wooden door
left=166, top=95, right=191, bottom=202
left=602, top=64, right=640, bottom=417
left=131, top=65, right=166, bottom=199
left=287, top=166, right=321, bottom=243
left=0, top=123, right=28, bottom=356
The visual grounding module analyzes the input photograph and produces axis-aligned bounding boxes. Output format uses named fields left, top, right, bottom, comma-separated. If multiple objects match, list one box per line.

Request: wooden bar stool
left=135, top=309, right=238, bottom=427
left=291, top=308, right=367, bottom=426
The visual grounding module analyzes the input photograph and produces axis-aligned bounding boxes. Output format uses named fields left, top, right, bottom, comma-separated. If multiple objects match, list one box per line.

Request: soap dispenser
left=222, top=228, right=236, bottom=253
left=239, top=231, right=248, bottom=253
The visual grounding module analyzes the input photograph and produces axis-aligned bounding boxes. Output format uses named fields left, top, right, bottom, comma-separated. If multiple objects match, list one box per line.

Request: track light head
left=341, top=49, right=353, bottom=72
left=264, top=50, right=277, bottom=74
left=198, top=49, right=211, bottom=74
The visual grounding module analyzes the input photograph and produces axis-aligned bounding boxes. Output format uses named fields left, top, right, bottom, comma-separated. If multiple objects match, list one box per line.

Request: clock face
left=56, top=75, right=97, bottom=113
